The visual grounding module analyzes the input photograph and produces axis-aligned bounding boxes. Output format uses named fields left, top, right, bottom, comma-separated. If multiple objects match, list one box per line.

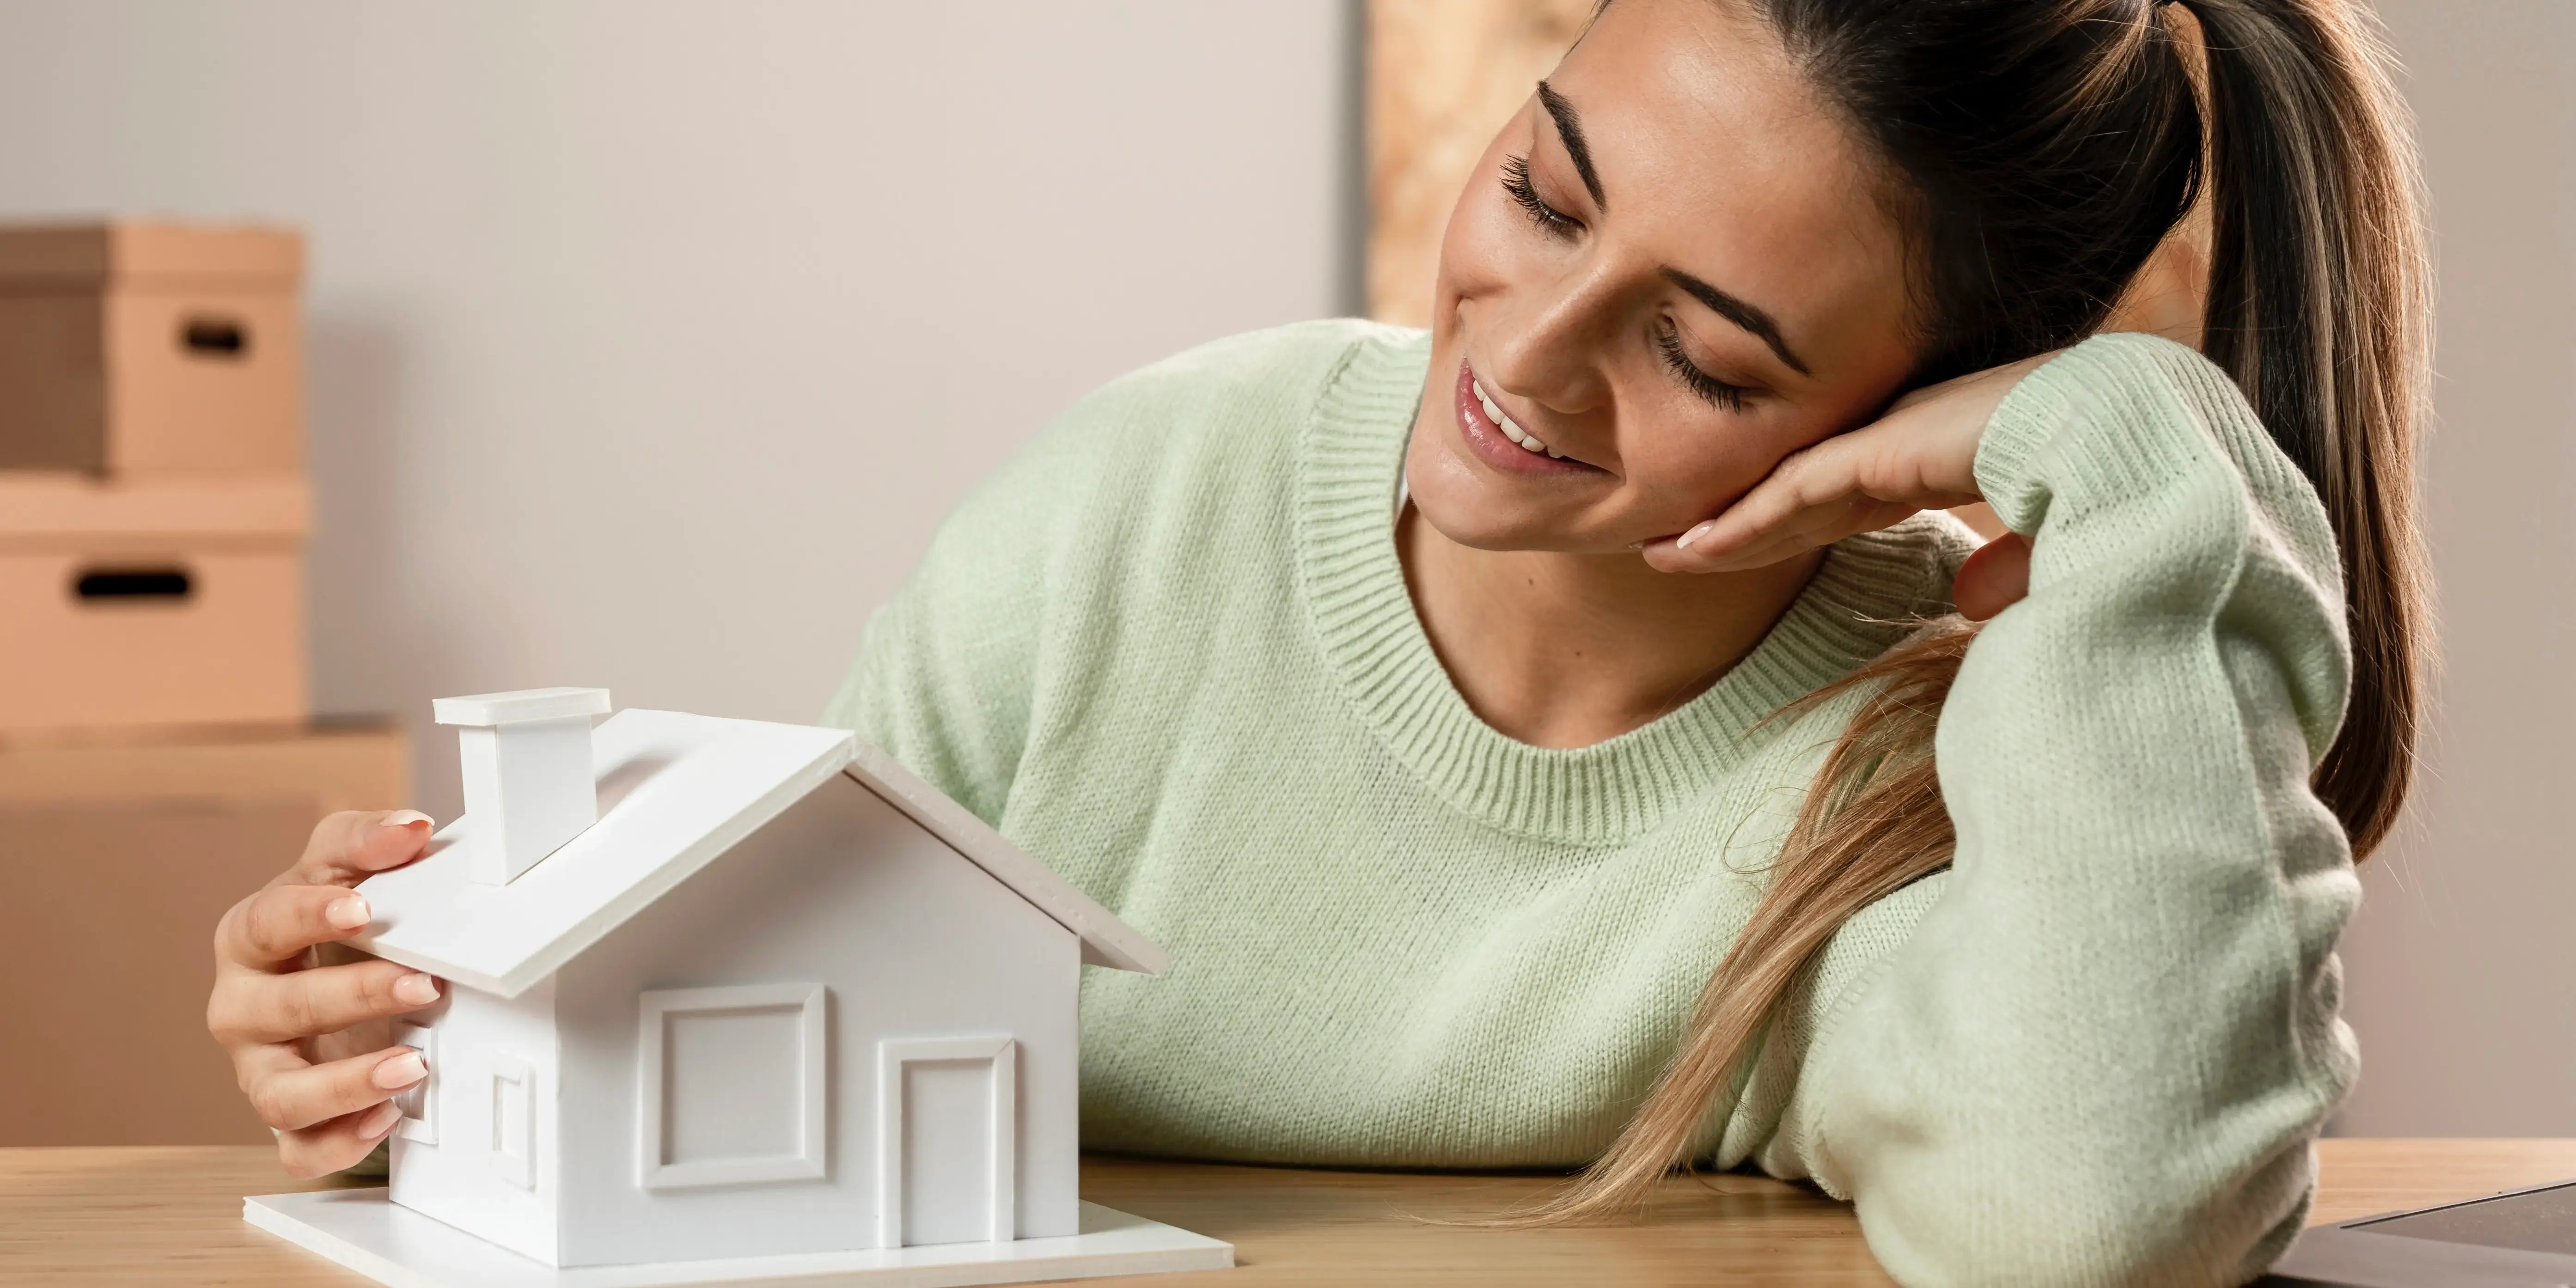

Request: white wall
left=0, top=1, right=1355, bottom=819
left=2333, top=0, right=2576, bottom=1137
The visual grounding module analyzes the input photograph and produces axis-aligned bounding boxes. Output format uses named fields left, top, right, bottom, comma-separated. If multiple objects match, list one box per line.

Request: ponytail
left=2188, top=0, right=2431, bottom=855
left=1506, top=0, right=2429, bottom=1224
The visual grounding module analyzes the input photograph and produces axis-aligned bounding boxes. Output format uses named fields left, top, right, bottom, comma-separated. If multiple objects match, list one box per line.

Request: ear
left=2103, top=200, right=2214, bottom=348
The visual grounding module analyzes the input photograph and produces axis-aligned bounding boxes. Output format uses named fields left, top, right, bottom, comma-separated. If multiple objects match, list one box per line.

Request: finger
left=1646, top=495, right=1919, bottom=574
left=215, top=884, right=379, bottom=972
left=277, top=1100, right=406, bottom=1180
left=1953, top=531, right=2033, bottom=621
left=1654, top=430, right=1947, bottom=573
left=210, top=958, right=440, bottom=1046
left=286, top=810, right=436, bottom=889
left=1644, top=408, right=1996, bottom=574
left=1673, top=443, right=1853, bottom=562
left=244, top=1044, right=427, bottom=1132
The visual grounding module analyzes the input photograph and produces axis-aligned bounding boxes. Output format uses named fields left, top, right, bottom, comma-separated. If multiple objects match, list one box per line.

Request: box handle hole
left=181, top=317, right=249, bottom=359
left=73, top=566, right=194, bottom=602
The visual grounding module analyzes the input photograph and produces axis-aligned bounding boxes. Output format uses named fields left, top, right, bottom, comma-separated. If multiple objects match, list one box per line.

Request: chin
left=1400, top=438, right=1532, bottom=547
left=1403, top=456, right=1613, bottom=555
left=1413, top=497, right=1545, bottom=552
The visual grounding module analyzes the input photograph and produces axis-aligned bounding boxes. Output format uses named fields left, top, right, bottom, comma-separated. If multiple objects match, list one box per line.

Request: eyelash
left=1503, top=153, right=1749, bottom=414
left=1500, top=155, right=1579, bottom=238
left=1655, top=318, right=1751, bottom=412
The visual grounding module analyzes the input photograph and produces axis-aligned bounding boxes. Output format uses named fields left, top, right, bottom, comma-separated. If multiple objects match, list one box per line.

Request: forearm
left=1796, top=335, right=2359, bottom=1287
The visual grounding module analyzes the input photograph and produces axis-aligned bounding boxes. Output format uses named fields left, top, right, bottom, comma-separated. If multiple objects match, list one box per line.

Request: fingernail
left=360, top=1100, right=403, bottom=1137
left=1676, top=525, right=1710, bottom=549
left=381, top=810, right=433, bottom=830
left=325, top=896, right=372, bottom=930
left=393, top=973, right=440, bottom=1005
left=373, top=1050, right=427, bottom=1089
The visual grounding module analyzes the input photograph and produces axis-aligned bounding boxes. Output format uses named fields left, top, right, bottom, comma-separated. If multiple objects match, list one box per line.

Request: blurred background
left=0, top=0, right=2563, bottom=1149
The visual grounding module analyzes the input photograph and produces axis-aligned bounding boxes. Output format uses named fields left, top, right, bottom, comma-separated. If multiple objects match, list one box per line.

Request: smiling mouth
left=1452, top=360, right=1596, bottom=476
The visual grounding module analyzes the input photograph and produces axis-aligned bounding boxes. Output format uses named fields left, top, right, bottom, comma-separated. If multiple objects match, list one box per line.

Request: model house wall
left=549, top=774, right=1081, bottom=1266
left=387, top=978, right=562, bottom=1264
left=359, top=700, right=1138, bottom=1270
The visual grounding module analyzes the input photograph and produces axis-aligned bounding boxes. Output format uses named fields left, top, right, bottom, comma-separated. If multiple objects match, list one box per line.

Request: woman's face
left=1406, top=0, right=1922, bottom=555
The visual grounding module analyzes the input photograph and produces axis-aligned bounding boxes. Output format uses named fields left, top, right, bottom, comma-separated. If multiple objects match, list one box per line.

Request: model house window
left=490, top=1055, right=536, bottom=1189
left=391, top=1023, right=436, bottom=1145
left=636, top=982, right=828, bottom=1190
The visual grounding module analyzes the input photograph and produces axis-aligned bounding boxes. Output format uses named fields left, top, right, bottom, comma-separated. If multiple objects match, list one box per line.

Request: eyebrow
left=1662, top=267, right=1813, bottom=376
left=1536, top=81, right=1814, bottom=379
left=1535, top=81, right=1605, bottom=210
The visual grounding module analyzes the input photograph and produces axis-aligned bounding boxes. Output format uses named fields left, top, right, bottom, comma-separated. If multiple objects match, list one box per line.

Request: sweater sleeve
left=1792, top=333, right=2363, bottom=1287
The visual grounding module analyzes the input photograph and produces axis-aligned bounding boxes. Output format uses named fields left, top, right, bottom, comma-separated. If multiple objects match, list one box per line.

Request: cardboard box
left=0, top=221, right=303, bottom=475
left=0, top=471, right=308, bottom=734
left=0, top=720, right=409, bottom=1146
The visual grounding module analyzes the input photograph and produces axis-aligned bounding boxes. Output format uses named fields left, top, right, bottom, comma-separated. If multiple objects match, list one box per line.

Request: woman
left=206, top=0, right=2427, bottom=1281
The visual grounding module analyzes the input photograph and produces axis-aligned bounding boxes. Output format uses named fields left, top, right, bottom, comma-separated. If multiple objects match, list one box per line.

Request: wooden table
left=3, top=1141, right=2570, bottom=1285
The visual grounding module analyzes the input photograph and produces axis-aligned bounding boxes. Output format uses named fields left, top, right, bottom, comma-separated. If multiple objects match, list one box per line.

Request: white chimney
left=433, top=686, right=612, bottom=885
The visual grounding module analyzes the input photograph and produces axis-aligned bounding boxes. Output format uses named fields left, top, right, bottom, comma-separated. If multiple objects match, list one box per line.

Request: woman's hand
left=207, top=809, right=445, bottom=1177
left=1641, top=352, right=2055, bottom=620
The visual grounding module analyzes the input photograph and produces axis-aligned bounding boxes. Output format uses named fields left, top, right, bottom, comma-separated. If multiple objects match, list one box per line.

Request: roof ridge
left=354, top=708, right=1162, bottom=997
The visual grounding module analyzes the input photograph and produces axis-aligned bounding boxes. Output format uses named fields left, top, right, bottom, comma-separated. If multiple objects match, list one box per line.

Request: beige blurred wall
left=0, top=1, right=1358, bottom=823
left=2333, top=0, right=2576, bottom=1135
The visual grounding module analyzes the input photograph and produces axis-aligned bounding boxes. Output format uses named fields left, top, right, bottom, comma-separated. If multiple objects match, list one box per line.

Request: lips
left=1451, top=360, right=1593, bottom=476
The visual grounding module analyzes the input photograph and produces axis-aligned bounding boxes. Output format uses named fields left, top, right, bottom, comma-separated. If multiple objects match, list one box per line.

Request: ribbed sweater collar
left=1293, top=327, right=1962, bottom=848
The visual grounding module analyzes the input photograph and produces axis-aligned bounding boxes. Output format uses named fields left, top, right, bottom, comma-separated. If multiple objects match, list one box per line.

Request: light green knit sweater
left=824, top=320, right=2358, bottom=1287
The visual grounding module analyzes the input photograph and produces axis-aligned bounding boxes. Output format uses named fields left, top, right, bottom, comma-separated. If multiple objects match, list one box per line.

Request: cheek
left=1617, top=402, right=1842, bottom=522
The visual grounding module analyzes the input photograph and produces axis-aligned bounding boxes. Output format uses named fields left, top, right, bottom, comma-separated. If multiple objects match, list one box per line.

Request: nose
left=1477, top=256, right=1622, bottom=416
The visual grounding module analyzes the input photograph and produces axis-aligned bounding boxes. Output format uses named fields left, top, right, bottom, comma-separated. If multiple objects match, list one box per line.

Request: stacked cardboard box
left=0, top=222, right=407, bottom=1145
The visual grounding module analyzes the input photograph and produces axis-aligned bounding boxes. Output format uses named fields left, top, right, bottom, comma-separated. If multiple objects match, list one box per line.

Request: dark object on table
left=2268, top=1176, right=2576, bottom=1287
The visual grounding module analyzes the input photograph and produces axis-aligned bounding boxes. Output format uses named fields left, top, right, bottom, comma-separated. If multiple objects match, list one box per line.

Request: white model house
left=242, top=688, right=1228, bottom=1288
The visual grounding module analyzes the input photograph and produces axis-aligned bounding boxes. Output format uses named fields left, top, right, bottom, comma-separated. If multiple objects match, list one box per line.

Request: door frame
left=875, top=1034, right=1017, bottom=1246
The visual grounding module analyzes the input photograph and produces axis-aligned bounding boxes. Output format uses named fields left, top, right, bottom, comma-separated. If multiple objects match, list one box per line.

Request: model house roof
left=354, top=708, right=1167, bottom=997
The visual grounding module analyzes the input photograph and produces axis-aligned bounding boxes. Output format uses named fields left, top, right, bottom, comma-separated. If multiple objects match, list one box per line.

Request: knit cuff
left=1973, top=333, right=2214, bottom=537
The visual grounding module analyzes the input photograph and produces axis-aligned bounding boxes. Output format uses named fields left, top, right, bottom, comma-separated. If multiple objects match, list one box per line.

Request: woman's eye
left=1654, top=319, right=1751, bottom=412
left=1500, top=155, right=1580, bottom=239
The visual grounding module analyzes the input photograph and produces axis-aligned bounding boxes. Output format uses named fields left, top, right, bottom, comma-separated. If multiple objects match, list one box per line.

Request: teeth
left=1472, top=378, right=1551, bottom=455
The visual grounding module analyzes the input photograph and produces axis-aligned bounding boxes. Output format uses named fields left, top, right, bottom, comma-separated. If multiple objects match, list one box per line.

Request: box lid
left=0, top=222, right=302, bottom=288
left=0, top=472, right=309, bottom=546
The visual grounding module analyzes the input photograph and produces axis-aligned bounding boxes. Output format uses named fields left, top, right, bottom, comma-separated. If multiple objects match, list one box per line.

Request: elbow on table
left=1851, top=1145, right=2316, bottom=1288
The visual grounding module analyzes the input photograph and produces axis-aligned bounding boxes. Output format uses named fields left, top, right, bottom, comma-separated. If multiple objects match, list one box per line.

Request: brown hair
left=1517, top=0, right=2430, bottom=1223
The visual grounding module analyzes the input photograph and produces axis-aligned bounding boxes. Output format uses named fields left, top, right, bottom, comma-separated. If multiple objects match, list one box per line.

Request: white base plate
left=244, top=1189, right=1233, bottom=1288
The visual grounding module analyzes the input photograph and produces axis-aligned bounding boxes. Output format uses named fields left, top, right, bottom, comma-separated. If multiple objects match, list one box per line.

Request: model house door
left=878, top=1036, right=1017, bottom=1247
